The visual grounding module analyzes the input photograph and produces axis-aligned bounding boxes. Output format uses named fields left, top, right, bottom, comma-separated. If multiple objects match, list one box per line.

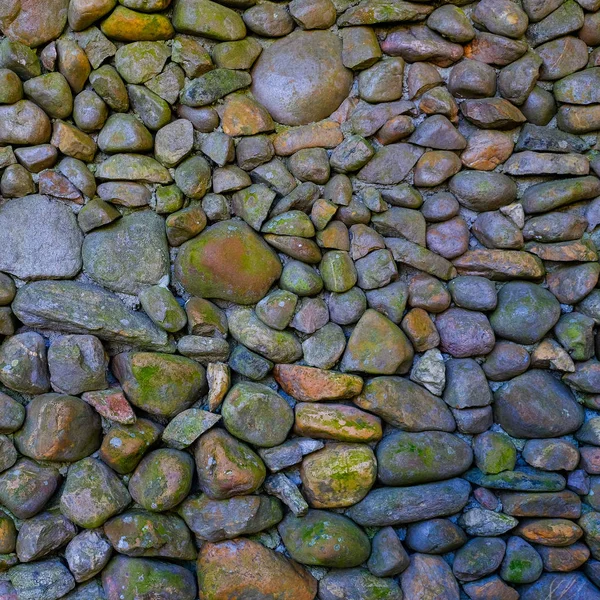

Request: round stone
left=490, top=281, right=561, bottom=344
left=221, top=382, right=294, bottom=447
left=251, top=30, right=353, bottom=126
left=175, top=220, right=282, bottom=304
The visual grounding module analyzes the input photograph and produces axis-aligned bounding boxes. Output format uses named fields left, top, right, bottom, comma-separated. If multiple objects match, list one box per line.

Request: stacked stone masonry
left=5, top=0, right=600, bottom=598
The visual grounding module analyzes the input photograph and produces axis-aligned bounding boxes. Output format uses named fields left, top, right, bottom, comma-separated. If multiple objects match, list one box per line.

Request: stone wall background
left=1, top=0, right=600, bottom=598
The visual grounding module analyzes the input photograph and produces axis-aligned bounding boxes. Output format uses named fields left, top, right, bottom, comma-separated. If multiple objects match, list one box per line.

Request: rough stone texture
left=2, top=2, right=600, bottom=597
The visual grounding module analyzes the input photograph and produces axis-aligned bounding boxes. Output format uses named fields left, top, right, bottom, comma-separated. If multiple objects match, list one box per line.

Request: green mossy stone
left=175, top=220, right=282, bottom=304
left=172, top=0, right=247, bottom=41
left=139, top=285, right=187, bottom=333
left=280, top=261, right=323, bottom=296
left=227, top=306, right=303, bottom=363
left=128, top=84, right=171, bottom=130
left=96, top=153, right=172, bottom=183
left=89, top=65, right=129, bottom=112
left=113, top=351, right=206, bottom=418
left=180, top=68, right=252, bottom=106
left=0, top=40, right=41, bottom=80
left=114, top=41, right=170, bottom=84
left=104, top=510, right=196, bottom=559
left=161, top=408, right=221, bottom=449
left=102, top=556, right=196, bottom=600
left=22, top=72, right=73, bottom=119
left=377, top=431, right=473, bottom=486
left=300, top=443, right=376, bottom=508
left=222, top=382, right=294, bottom=448
left=60, top=457, right=131, bottom=528
left=129, top=448, right=194, bottom=511
left=320, top=250, right=358, bottom=293
left=473, top=431, right=517, bottom=475
left=279, top=509, right=370, bottom=568
left=174, top=155, right=212, bottom=199
left=341, top=309, right=414, bottom=374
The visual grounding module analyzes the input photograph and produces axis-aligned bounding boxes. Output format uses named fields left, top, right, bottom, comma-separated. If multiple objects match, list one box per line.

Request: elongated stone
left=347, top=478, right=471, bottom=526
left=12, top=281, right=174, bottom=352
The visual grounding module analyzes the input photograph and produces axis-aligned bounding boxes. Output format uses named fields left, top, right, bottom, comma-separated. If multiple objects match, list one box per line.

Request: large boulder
left=0, top=195, right=82, bottom=280
left=252, top=31, right=353, bottom=126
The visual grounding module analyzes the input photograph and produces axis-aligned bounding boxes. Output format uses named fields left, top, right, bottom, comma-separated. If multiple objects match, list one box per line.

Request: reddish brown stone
left=274, top=364, right=363, bottom=402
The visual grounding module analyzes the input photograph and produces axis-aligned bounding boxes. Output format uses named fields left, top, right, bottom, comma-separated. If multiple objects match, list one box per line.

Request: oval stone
left=494, top=370, right=584, bottom=438
left=377, top=431, right=473, bottom=486
left=279, top=509, right=370, bottom=568
left=252, top=31, right=353, bottom=126
left=175, top=220, right=282, bottom=304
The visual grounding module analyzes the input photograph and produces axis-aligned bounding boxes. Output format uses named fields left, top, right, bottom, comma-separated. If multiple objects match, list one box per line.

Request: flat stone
left=347, top=478, right=470, bottom=526
left=172, top=0, right=246, bottom=41
left=453, top=250, right=545, bottom=280
left=357, top=143, right=423, bottom=184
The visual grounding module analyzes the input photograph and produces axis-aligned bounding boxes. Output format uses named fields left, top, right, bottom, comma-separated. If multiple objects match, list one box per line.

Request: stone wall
left=0, top=0, right=600, bottom=598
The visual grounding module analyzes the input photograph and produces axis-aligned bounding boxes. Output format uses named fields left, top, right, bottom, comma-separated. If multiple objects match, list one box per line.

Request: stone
left=104, top=510, right=195, bottom=559
left=172, top=0, right=245, bottom=40
left=65, top=529, right=112, bottom=583
left=113, top=352, right=206, bottom=418
left=355, top=375, right=455, bottom=432
left=450, top=171, right=516, bottom=212
left=60, top=458, right=131, bottom=528
left=9, top=560, right=75, bottom=600
left=100, top=6, right=174, bottom=41
left=13, top=280, right=173, bottom=351
left=500, top=537, right=543, bottom=584
left=222, top=382, right=293, bottom=447
left=279, top=510, right=370, bottom=568
left=195, top=428, right=265, bottom=499
left=48, top=335, right=107, bottom=396
left=357, top=143, right=423, bottom=185
left=382, top=25, right=463, bottom=67
left=300, top=442, right=376, bottom=508
left=129, top=448, right=193, bottom=511
left=319, top=569, right=402, bottom=600
left=15, top=393, right=101, bottom=462
left=102, top=556, right=196, bottom=600
left=162, top=409, right=220, bottom=450
left=175, top=220, right=281, bottom=304
left=453, top=250, right=545, bottom=280
left=197, top=538, right=316, bottom=600
left=436, top=308, right=495, bottom=358
left=368, top=526, right=410, bottom=577
left=0, top=195, right=82, bottom=280
left=522, top=175, right=600, bottom=214
left=377, top=430, right=472, bottom=486
left=99, top=418, right=162, bottom=475
left=490, top=281, right=561, bottom=344
left=340, top=309, right=414, bottom=374
left=494, top=370, right=584, bottom=438
left=0, top=332, right=49, bottom=395
left=454, top=537, right=506, bottom=581
left=0, top=0, right=68, bottom=47
left=181, top=492, right=282, bottom=541
left=82, top=211, right=169, bottom=293
left=0, top=459, right=61, bottom=519
left=400, top=554, right=459, bottom=600
left=252, top=31, right=353, bottom=126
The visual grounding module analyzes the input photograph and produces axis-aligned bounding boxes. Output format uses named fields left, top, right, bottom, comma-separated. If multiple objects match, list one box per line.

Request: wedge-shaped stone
left=453, top=250, right=545, bottom=280
left=465, top=468, right=566, bottom=492
left=355, top=376, right=455, bottom=432
left=385, top=237, right=457, bottom=280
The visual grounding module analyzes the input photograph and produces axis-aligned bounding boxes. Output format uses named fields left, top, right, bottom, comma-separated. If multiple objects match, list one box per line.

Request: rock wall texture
left=3, top=0, right=600, bottom=598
